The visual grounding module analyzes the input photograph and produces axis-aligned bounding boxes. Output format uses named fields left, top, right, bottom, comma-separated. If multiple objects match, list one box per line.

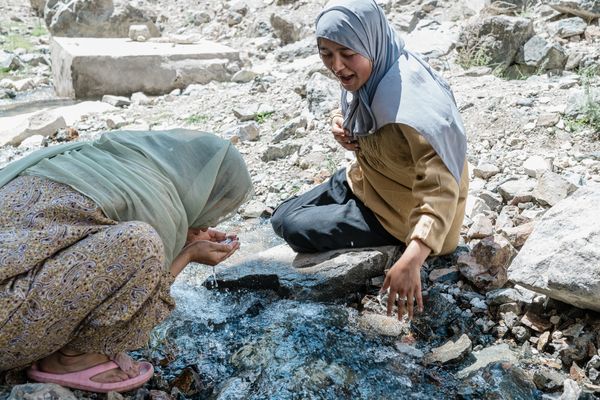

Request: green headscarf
left=0, top=129, right=253, bottom=267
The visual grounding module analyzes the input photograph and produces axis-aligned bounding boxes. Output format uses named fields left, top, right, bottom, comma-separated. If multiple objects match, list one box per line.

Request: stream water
left=140, top=218, right=542, bottom=400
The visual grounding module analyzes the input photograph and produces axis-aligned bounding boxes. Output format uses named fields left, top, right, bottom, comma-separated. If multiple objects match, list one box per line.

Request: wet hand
left=183, top=239, right=240, bottom=266
left=381, top=239, right=431, bottom=320
left=332, top=116, right=359, bottom=151
left=186, top=227, right=238, bottom=246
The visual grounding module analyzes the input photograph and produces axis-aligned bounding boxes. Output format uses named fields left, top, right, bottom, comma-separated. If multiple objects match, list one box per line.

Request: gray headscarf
left=316, top=0, right=467, bottom=183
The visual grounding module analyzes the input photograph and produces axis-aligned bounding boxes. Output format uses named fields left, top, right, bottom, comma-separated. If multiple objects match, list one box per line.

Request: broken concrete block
left=51, top=37, right=240, bottom=99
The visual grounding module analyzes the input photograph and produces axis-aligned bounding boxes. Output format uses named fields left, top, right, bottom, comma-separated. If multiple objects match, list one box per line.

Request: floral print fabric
left=0, top=176, right=175, bottom=371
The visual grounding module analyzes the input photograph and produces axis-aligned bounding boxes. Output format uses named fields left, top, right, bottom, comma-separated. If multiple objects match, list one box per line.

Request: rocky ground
left=1, top=0, right=600, bottom=399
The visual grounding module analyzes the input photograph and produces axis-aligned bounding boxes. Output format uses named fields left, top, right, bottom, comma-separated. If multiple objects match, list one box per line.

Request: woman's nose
left=330, top=55, right=344, bottom=74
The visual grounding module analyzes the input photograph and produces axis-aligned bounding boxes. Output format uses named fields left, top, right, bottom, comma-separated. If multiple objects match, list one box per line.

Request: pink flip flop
left=27, top=360, right=154, bottom=393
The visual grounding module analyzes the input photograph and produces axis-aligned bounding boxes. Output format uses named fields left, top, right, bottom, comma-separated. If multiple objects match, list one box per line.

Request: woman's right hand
left=332, top=116, right=359, bottom=151
left=170, top=239, right=239, bottom=277
left=183, top=239, right=239, bottom=266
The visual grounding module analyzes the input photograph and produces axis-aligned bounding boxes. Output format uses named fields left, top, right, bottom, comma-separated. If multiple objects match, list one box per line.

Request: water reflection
left=150, top=218, right=457, bottom=399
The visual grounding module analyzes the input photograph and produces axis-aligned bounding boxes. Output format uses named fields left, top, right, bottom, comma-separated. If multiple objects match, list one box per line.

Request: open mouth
left=338, top=75, right=354, bottom=85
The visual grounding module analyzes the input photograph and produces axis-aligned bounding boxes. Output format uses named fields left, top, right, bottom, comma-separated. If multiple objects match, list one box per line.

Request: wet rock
left=171, top=367, right=200, bottom=397
left=508, top=184, right=600, bottom=312
left=357, top=313, right=408, bottom=337
left=395, top=342, right=425, bottom=358
left=8, top=383, right=77, bottom=399
left=212, top=244, right=400, bottom=302
left=521, top=311, right=552, bottom=333
left=458, top=363, right=538, bottom=399
left=107, top=392, right=125, bottom=400
left=533, top=368, right=566, bottom=391
left=457, top=343, right=518, bottom=378
left=512, top=326, right=530, bottom=342
left=560, top=378, right=582, bottom=400
left=458, top=234, right=518, bottom=290
left=149, top=390, right=171, bottom=400
left=429, top=266, right=459, bottom=283
left=424, top=334, right=472, bottom=364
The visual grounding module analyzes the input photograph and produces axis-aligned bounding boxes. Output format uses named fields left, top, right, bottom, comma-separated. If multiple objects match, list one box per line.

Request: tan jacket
left=347, top=123, right=468, bottom=255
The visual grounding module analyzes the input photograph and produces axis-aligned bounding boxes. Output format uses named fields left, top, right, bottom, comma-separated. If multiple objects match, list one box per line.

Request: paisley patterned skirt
left=0, top=176, right=175, bottom=371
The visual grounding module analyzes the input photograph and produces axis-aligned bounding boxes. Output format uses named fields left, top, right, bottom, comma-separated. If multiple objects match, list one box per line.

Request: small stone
left=423, top=334, right=472, bottom=364
left=538, top=331, right=551, bottom=352
left=428, top=266, right=459, bottom=283
left=129, top=24, right=152, bottom=41
left=520, top=311, right=552, bottom=332
left=102, top=95, right=131, bottom=107
left=358, top=313, right=407, bottom=337
left=512, top=326, right=531, bottom=342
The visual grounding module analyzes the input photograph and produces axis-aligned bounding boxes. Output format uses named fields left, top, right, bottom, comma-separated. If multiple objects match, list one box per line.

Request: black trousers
left=271, top=168, right=402, bottom=253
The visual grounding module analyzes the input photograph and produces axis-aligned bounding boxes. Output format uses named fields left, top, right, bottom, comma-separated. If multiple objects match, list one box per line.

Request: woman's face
left=318, top=37, right=372, bottom=92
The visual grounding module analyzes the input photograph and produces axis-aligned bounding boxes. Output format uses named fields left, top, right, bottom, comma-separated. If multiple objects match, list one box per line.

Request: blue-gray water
left=142, top=218, right=540, bottom=400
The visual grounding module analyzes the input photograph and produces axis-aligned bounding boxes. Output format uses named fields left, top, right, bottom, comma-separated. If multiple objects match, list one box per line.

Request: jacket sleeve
left=402, top=124, right=461, bottom=255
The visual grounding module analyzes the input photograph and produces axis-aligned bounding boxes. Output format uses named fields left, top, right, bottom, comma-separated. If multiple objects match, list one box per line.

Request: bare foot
left=38, top=350, right=139, bottom=383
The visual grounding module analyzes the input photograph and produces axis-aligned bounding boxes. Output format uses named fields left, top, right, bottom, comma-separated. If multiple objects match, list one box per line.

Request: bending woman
left=0, top=129, right=252, bottom=392
left=271, top=0, right=468, bottom=320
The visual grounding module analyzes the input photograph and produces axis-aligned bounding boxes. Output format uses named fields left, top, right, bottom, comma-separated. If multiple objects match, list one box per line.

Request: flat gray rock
left=212, top=244, right=401, bottom=302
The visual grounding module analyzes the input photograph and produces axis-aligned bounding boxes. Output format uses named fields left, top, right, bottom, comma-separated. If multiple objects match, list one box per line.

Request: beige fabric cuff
left=408, top=214, right=443, bottom=255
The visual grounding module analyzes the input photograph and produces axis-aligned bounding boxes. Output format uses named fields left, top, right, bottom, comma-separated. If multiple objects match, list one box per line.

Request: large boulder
left=44, top=0, right=159, bottom=38
left=456, top=16, right=534, bottom=68
left=29, top=0, right=46, bottom=16
left=508, top=184, right=600, bottom=312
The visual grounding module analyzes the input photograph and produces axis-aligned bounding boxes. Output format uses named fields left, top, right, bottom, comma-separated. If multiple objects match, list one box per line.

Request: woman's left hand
left=182, top=239, right=240, bottom=266
left=186, top=227, right=238, bottom=245
left=381, top=239, right=431, bottom=320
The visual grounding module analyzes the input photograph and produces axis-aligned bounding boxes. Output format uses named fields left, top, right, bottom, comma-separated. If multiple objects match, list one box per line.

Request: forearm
left=169, top=249, right=190, bottom=278
left=396, top=238, right=431, bottom=270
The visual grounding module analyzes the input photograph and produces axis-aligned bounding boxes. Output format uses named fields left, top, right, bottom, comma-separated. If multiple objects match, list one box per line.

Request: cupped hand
left=183, top=239, right=240, bottom=266
left=186, top=227, right=238, bottom=246
left=332, top=116, right=359, bottom=151
left=381, top=239, right=431, bottom=320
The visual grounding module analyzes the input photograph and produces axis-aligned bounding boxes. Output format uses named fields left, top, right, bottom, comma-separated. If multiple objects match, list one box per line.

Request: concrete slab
left=51, top=37, right=240, bottom=99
